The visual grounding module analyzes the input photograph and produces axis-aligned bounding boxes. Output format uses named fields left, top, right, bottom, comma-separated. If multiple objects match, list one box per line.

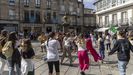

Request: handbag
left=2, top=41, right=13, bottom=58
left=21, top=58, right=34, bottom=75
left=21, top=58, right=28, bottom=75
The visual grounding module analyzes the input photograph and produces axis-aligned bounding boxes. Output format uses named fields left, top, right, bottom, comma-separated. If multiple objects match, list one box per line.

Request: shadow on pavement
left=104, top=61, right=118, bottom=64
left=3, top=71, right=8, bottom=75
left=85, top=74, right=96, bottom=75
left=90, top=63, right=100, bottom=66
left=86, top=74, right=112, bottom=75
left=61, top=63, right=79, bottom=67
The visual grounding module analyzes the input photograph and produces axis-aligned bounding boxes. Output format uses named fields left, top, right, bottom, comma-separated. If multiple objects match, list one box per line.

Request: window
left=69, top=3, right=73, bottom=12
left=47, top=12, right=51, bottom=23
left=46, top=0, right=51, bottom=9
left=112, top=0, right=116, bottom=6
left=61, top=5, right=65, bottom=12
left=103, top=0, right=107, bottom=9
left=112, top=14, right=117, bottom=25
left=24, top=10, right=29, bottom=22
left=24, top=0, right=29, bottom=6
left=30, top=10, right=35, bottom=23
left=99, top=17, right=103, bottom=26
left=123, top=0, right=126, bottom=3
left=121, top=12, right=128, bottom=23
left=99, top=1, right=103, bottom=10
left=77, top=8, right=80, bottom=15
left=9, top=0, right=15, bottom=6
left=53, top=12, right=56, bottom=19
left=53, top=12, right=58, bottom=23
left=107, top=0, right=111, bottom=8
left=35, top=11, right=41, bottom=23
left=105, top=16, right=109, bottom=26
left=9, top=9, right=15, bottom=19
left=117, top=0, right=122, bottom=4
left=35, top=0, right=41, bottom=7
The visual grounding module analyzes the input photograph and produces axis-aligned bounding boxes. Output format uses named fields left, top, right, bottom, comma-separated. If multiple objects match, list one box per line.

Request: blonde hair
left=77, top=34, right=85, bottom=46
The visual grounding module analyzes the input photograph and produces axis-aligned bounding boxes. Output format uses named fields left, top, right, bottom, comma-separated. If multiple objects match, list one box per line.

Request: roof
left=84, top=8, right=94, bottom=10
left=93, top=0, right=101, bottom=5
left=84, top=14, right=96, bottom=17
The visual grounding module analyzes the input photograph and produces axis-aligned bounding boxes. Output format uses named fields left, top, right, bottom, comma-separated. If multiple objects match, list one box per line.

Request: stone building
left=0, top=0, right=84, bottom=33
left=84, top=8, right=96, bottom=32
left=94, top=0, right=133, bottom=29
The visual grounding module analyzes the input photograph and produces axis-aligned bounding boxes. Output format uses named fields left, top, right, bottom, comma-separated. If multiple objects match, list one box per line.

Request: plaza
left=1, top=41, right=133, bottom=75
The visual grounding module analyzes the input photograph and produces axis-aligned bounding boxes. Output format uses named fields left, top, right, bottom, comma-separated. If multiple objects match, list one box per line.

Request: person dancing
left=76, top=34, right=89, bottom=75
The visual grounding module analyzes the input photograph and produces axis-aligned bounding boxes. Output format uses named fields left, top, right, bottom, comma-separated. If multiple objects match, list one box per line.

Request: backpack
left=2, top=41, right=13, bottom=58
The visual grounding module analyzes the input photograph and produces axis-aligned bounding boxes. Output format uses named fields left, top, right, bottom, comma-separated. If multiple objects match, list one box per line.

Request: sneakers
left=80, top=72, right=85, bottom=75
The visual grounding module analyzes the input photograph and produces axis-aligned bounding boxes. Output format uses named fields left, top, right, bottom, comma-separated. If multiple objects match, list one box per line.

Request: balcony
left=9, top=1, right=15, bottom=6
left=70, top=22, right=76, bottom=26
left=110, top=20, right=118, bottom=26
left=35, top=4, right=41, bottom=8
left=119, top=18, right=129, bottom=26
left=59, top=11, right=65, bottom=15
left=24, top=3, right=29, bottom=7
left=99, top=22, right=104, bottom=27
left=130, top=17, right=133, bottom=26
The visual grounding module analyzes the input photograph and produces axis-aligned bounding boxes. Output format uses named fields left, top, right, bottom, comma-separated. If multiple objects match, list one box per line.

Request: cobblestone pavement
left=2, top=42, right=133, bottom=75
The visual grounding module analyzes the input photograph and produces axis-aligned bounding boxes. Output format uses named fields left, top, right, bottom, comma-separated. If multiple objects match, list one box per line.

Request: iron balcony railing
left=109, top=20, right=118, bottom=26
left=119, top=18, right=129, bottom=25
left=130, top=17, right=133, bottom=25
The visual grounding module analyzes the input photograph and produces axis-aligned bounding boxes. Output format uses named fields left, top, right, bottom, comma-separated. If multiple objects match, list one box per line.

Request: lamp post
left=42, top=17, right=46, bottom=32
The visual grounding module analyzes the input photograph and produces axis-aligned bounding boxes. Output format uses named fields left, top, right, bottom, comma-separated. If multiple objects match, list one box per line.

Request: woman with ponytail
left=44, top=32, right=61, bottom=75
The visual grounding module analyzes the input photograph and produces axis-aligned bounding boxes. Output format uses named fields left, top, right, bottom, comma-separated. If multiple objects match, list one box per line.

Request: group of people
left=0, top=30, right=35, bottom=75
left=38, top=31, right=104, bottom=75
left=0, top=29, right=133, bottom=75
left=38, top=30, right=133, bottom=75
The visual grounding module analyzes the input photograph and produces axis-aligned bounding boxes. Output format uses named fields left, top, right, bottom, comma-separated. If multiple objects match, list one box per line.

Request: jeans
left=7, top=59, right=21, bottom=75
left=118, top=60, right=128, bottom=75
left=99, top=50, right=105, bottom=60
left=106, top=43, right=111, bottom=51
left=0, top=57, right=6, bottom=75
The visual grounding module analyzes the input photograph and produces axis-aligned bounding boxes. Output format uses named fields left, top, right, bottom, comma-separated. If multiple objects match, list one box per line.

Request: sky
left=79, top=0, right=95, bottom=9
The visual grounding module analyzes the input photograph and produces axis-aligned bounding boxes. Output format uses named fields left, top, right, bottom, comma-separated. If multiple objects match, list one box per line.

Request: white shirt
left=77, top=43, right=87, bottom=51
left=45, top=39, right=60, bottom=61
left=63, top=37, right=72, bottom=46
left=76, top=39, right=87, bottom=51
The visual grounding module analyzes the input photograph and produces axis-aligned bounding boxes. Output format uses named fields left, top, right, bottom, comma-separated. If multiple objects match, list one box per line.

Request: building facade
left=0, top=0, right=84, bottom=33
left=84, top=8, right=96, bottom=32
left=94, top=0, right=133, bottom=28
left=0, top=0, right=20, bottom=31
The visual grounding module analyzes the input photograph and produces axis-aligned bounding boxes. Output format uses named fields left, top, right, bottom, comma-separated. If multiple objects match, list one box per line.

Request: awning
left=95, top=28, right=109, bottom=32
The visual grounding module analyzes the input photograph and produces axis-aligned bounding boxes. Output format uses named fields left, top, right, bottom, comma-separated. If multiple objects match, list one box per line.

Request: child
left=21, top=39, right=35, bottom=75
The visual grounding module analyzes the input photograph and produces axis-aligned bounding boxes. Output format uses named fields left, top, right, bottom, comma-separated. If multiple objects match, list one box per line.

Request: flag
left=109, top=26, right=117, bottom=35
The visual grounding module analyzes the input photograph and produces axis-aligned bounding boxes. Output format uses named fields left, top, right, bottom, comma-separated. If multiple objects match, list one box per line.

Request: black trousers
left=47, top=61, right=60, bottom=73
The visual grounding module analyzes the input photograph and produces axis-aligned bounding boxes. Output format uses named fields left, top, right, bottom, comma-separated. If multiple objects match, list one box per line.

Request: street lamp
left=42, top=17, right=46, bottom=32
